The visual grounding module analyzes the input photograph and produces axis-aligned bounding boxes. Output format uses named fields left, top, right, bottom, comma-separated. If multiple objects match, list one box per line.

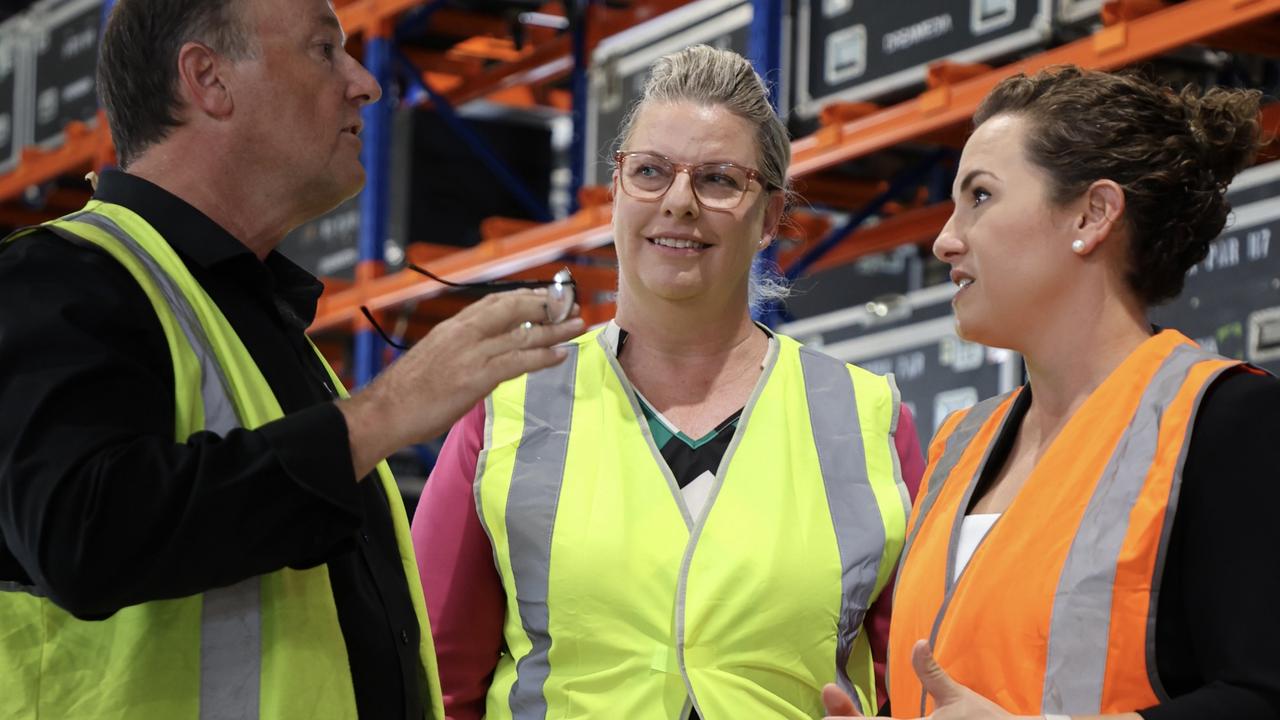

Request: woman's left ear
left=1074, top=179, right=1125, bottom=255
left=760, top=191, right=786, bottom=249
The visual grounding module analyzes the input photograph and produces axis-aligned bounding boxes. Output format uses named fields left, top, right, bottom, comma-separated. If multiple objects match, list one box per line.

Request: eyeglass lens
left=620, top=153, right=751, bottom=209
left=545, top=268, right=575, bottom=324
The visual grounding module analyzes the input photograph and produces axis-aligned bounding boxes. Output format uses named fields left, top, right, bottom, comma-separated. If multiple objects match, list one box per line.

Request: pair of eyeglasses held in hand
left=360, top=265, right=576, bottom=351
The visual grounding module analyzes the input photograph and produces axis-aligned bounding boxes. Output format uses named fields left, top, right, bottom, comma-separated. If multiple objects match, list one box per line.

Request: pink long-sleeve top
left=411, top=400, right=925, bottom=719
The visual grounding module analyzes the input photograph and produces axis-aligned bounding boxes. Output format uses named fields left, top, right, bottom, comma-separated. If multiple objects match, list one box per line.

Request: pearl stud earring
left=1071, top=239, right=1086, bottom=254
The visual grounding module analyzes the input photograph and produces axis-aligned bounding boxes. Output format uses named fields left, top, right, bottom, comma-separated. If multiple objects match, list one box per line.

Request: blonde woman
left=412, top=46, right=924, bottom=719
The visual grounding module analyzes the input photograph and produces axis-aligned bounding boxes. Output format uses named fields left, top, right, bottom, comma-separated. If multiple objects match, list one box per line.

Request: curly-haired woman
left=824, top=67, right=1280, bottom=720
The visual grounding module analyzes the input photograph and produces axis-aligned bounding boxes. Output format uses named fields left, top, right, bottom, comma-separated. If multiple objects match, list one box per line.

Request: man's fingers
left=464, top=312, right=582, bottom=362
left=911, top=639, right=964, bottom=707
left=514, top=317, right=586, bottom=349
left=821, top=683, right=862, bottom=718
left=489, top=346, right=573, bottom=380
left=461, top=289, right=578, bottom=337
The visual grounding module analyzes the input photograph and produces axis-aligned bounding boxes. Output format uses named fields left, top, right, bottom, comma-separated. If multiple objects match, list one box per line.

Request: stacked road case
left=279, top=104, right=564, bottom=279
left=1150, top=159, right=1280, bottom=375
left=792, top=0, right=1053, bottom=116
left=779, top=283, right=1023, bottom=447
left=0, top=16, right=29, bottom=175
left=27, top=0, right=102, bottom=150
left=584, top=0, right=762, bottom=186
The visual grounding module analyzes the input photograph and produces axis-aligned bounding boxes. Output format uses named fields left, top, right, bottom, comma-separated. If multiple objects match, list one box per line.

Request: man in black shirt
left=0, top=0, right=582, bottom=717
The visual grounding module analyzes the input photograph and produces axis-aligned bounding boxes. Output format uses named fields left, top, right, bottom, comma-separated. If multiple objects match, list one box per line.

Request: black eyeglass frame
left=613, top=150, right=770, bottom=210
left=360, top=264, right=576, bottom=351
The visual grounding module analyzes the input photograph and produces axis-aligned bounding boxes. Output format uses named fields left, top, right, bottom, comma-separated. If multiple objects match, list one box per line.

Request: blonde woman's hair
left=614, top=44, right=791, bottom=195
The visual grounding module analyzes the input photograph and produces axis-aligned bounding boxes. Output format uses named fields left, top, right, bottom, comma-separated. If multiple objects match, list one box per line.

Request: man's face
left=228, top=0, right=381, bottom=223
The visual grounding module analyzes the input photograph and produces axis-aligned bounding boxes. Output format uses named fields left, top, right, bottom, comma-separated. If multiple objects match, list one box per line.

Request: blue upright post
left=785, top=148, right=947, bottom=283
left=96, top=0, right=118, bottom=174
left=97, top=0, right=117, bottom=35
left=98, top=0, right=117, bottom=40
left=568, top=0, right=590, bottom=213
left=748, top=0, right=784, bottom=110
left=747, top=0, right=786, bottom=326
left=395, top=51, right=553, bottom=222
left=355, top=34, right=393, bottom=387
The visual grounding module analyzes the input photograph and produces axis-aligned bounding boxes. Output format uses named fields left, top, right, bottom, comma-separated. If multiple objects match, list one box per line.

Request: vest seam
left=674, top=333, right=785, bottom=718
left=595, top=330, right=694, bottom=529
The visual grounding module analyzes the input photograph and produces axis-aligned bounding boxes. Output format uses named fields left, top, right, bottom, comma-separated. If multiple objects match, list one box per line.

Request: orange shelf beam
left=779, top=202, right=954, bottom=275
left=311, top=0, right=1280, bottom=332
left=0, top=120, right=111, bottom=201
left=791, top=0, right=1280, bottom=177
left=312, top=206, right=614, bottom=332
left=336, top=0, right=425, bottom=39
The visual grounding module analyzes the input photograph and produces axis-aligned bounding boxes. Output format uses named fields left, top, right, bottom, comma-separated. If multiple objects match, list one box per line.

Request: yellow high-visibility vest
left=0, top=200, right=444, bottom=720
left=476, top=326, right=909, bottom=719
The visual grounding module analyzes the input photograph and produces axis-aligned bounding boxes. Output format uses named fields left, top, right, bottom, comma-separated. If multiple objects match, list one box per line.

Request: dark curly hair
left=973, top=66, right=1262, bottom=305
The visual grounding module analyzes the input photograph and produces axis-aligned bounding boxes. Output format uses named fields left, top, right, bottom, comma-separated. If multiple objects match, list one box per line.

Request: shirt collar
left=92, top=170, right=324, bottom=327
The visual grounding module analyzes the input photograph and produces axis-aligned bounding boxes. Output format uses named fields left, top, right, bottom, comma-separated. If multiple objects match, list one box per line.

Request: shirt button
left=400, top=629, right=411, bottom=645
left=361, top=532, right=369, bottom=543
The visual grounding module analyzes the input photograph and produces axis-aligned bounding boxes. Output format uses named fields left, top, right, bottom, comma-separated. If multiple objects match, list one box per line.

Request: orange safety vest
left=888, top=330, right=1246, bottom=716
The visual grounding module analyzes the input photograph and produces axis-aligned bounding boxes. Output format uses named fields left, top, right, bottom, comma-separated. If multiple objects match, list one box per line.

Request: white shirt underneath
left=954, top=513, right=1001, bottom=582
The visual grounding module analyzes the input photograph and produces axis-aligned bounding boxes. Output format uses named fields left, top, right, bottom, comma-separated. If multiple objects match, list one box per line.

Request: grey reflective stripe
left=200, top=578, right=262, bottom=719
left=798, top=348, right=883, bottom=713
left=1144, top=359, right=1239, bottom=703
left=893, top=392, right=1011, bottom=603
left=884, top=393, right=1008, bottom=702
left=50, top=212, right=261, bottom=720
left=911, top=392, right=1018, bottom=716
left=0, top=581, right=46, bottom=597
left=506, top=346, right=579, bottom=720
left=1041, top=344, right=1215, bottom=714
left=50, top=214, right=240, bottom=435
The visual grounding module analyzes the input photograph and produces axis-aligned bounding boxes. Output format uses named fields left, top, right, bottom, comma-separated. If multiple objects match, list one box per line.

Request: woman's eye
left=705, top=173, right=740, bottom=188
left=971, top=187, right=991, bottom=207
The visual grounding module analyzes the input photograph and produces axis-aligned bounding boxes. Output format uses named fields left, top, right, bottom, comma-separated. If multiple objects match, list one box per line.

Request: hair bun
left=1183, top=85, right=1263, bottom=190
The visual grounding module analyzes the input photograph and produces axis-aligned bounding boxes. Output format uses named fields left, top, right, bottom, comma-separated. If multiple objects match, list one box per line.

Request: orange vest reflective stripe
left=888, top=330, right=1245, bottom=716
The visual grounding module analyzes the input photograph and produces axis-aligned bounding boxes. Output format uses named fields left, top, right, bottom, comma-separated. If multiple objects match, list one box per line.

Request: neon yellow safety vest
left=476, top=326, right=909, bottom=719
left=0, top=201, right=444, bottom=720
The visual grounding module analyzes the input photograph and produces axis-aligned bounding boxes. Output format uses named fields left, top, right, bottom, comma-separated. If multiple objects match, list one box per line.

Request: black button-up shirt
left=0, top=171, right=425, bottom=719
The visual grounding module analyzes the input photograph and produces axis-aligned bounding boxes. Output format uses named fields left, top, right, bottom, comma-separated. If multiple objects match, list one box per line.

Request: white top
left=953, top=513, right=1001, bottom=583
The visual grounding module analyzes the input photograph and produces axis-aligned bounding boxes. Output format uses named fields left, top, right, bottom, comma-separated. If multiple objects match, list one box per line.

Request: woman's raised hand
left=822, top=640, right=1017, bottom=720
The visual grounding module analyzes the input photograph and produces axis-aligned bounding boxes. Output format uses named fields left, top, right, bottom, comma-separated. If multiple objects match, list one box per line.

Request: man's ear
left=1072, top=179, right=1125, bottom=255
left=177, top=41, right=234, bottom=119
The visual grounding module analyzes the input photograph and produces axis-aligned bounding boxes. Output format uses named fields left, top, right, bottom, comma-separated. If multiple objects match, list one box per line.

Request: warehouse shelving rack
left=1, top=0, right=1279, bottom=387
